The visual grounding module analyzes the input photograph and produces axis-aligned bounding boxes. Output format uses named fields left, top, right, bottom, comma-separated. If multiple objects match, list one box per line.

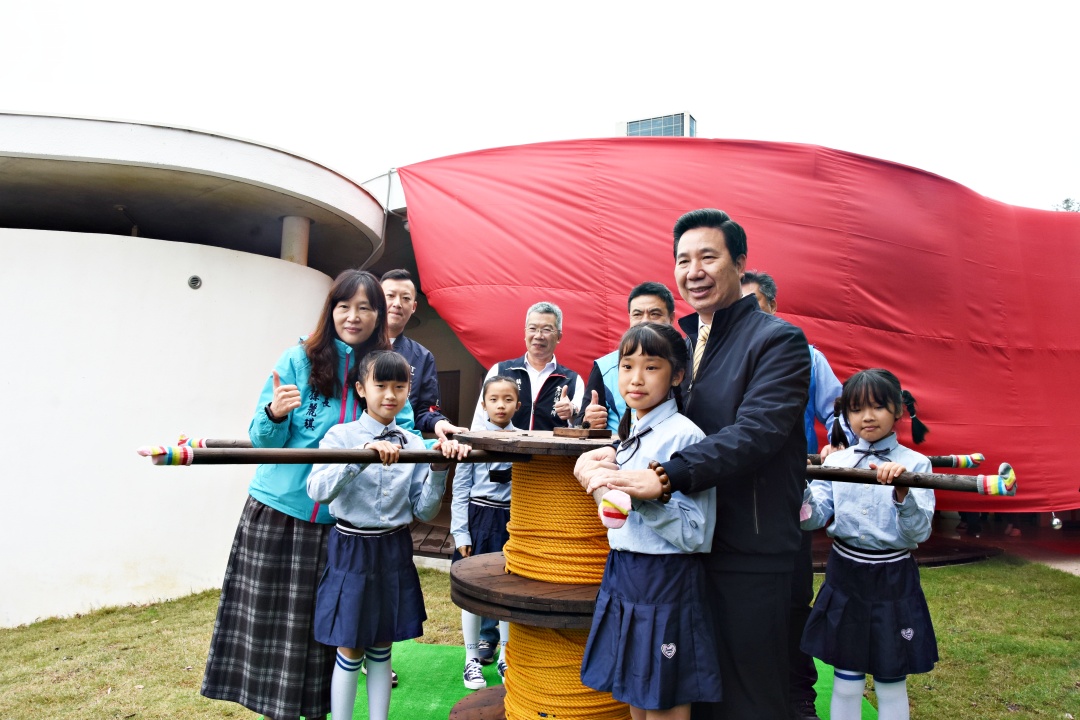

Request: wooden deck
left=411, top=509, right=1003, bottom=568
left=410, top=519, right=456, bottom=559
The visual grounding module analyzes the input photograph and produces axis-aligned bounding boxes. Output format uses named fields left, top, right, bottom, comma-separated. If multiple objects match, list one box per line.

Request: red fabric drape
left=399, top=138, right=1080, bottom=512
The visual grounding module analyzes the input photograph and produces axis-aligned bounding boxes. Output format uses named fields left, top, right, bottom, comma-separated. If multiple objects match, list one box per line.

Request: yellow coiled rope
left=504, top=455, right=610, bottom=583
left=504, top=625, right=628, bottom=720
left=503, top=454, right=629, bottom=720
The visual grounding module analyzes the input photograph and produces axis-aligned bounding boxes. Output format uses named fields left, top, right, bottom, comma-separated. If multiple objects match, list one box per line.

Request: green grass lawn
left=1, top=558, right=1077, bottom=719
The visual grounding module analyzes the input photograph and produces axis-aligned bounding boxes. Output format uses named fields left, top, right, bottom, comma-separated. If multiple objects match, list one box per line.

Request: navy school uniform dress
left=450, top=420, right=516, bottom=562
left=799, top=433, right=939, bottom=678
left=306, top=412, right=448, bottom=650
left=580, top=398, right=722, bottom=709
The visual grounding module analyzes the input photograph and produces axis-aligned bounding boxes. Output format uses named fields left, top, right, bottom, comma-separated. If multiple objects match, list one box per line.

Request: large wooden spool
left=448, top=430, right=628, bottom=720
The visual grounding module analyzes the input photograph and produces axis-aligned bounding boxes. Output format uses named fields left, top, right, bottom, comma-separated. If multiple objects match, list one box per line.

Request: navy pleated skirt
left=581, top=550, right=722, bottom=709
left=801, top=545, right=938, bottom=677
left=451, top=501, right=510, bottom=563
left=313, top=525, right=426, bottom=650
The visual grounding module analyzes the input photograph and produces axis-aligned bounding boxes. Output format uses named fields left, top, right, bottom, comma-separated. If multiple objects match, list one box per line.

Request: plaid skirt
left=201, top=495, right=336, bottom=718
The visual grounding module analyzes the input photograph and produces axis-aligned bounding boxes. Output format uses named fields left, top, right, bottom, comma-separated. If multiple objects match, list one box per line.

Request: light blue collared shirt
left=307, top=412, right=448, bottom=528
left=608, top=398, right=715, bottom=554
left=450, top=419, right=517, bottom=548
left=801, top=433, right=934, bottom=549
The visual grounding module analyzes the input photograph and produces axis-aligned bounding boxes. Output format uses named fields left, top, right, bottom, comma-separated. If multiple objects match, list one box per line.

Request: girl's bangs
left=365, top=351, right=411, bottom=383
left=618, top=325, right=667, bottom=360
left=843, top=371, right=899, bottom=412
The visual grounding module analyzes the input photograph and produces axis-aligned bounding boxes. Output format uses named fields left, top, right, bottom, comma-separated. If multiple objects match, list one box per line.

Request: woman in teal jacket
left=202, top=269, right=394, bottom=720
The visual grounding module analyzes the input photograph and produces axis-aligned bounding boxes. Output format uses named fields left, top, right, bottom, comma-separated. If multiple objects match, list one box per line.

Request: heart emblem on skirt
left=901, top=628, right=914, bottom=641
left=661, top=643, right=677, bottom=659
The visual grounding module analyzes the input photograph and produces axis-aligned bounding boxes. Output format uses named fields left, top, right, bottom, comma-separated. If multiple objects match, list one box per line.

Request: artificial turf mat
left=313, top=641, right=876, bottom=719
left=331, top=640, right=502, bottom=719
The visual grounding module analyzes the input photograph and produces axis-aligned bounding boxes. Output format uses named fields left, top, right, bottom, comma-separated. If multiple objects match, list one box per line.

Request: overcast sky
left=2, top=0, right=1076, bottom=210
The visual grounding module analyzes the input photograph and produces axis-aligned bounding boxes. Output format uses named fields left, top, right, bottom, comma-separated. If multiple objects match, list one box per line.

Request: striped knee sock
left=365, top=645, right=393, bottom=720
left=830, top=669, right=866, bottom=720
left=873, top=676, right=910, bottom=720
left=498, top=620, right=509, bottom=664
left=331, top=650, right=363, bottom=720
left=462, top=610, right=481, bottom=661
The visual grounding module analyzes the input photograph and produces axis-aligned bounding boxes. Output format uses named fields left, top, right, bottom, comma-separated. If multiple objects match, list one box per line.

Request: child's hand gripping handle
left=976, top=463, right=1017, bottom=496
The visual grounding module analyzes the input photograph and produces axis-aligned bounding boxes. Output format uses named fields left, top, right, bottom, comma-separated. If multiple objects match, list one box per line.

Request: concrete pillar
left=281, top=215, right=311, bottom=265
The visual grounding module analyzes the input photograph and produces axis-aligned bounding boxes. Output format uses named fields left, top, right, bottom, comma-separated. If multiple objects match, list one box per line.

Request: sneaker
left=791, top=698, right=821, bottom=720
left=476, top=639, right=495, bottom=665
left=360, top=658, right=399, bottom=688
left=463, top=658, right=487, bottom=690
left=497, top=656, right=508, bottom=679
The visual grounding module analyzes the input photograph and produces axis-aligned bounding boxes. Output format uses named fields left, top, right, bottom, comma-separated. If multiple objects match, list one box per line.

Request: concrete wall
left=0, top=229, right=331, bottom=627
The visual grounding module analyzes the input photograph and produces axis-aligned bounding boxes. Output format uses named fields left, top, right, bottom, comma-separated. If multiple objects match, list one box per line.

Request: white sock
left=830, top=669, right=866, bottom=720
left=462, top=610, right=481, bottom=661
left=365, top=645, right=393, bottom=720
left=498, top=620, right=509, bottom=664
left=331, top=650, right=363, bottom=720
left=874, top=676, right=910, bottom=720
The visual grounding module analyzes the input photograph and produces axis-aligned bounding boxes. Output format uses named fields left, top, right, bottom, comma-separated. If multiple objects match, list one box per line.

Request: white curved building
left=0, top=113, right=482, bottom=627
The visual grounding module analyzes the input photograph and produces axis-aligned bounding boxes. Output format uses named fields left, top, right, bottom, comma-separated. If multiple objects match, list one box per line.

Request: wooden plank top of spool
left=455, top=429, right=616, bottom=456
left=451, top=552, right=597, bottom=629
left=452, top=552, right=598, bottom=613
left=449, top=684, right=506, bottom=719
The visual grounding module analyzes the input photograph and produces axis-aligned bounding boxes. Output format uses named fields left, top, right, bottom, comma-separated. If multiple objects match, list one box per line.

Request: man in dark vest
left=470, top=301, right=583, bottom=431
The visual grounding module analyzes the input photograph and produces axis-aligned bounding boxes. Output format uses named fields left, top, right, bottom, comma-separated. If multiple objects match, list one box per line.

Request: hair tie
left=902, top=389, right=929, bottom=444
left=829, top=398, right=848, bottom=449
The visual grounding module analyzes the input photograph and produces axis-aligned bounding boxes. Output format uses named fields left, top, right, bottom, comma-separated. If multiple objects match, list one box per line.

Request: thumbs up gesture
left=553, top=385, right=575, bottom=421
left=268, top=370, right=302, bottom=419
left=582, top=389, right=608, bottom=430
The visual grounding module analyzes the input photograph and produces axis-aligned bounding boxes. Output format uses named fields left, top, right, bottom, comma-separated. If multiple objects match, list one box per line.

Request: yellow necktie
left=693, top=324, right=710, bottom=379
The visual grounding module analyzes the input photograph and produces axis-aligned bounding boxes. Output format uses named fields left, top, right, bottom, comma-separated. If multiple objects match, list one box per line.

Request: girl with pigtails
left=800, top=368, right=937, bottom=720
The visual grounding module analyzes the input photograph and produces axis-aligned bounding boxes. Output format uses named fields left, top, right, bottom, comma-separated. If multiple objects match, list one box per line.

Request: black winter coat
left=664, top=294, right=811, bottom=572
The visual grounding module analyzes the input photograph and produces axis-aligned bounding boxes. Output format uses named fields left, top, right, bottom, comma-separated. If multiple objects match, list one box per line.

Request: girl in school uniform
left=800, top=368, right=937, bottom=720
left=307, top=350, right=470, bottom=720
left=452, top=374, right=521, bottom=689
left=578, top=322, right=721, bottom=719
left=201, top=269, right=391, bottom=720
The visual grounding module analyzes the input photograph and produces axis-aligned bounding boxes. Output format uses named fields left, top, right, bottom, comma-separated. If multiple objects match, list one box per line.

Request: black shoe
left=476, top=640, right=496, bottom=665
left=792, top=698, right=821, bottom=720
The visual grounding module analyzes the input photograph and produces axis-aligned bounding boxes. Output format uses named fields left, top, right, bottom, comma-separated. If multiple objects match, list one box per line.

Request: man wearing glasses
left=470, top=301, right=584, bottom=431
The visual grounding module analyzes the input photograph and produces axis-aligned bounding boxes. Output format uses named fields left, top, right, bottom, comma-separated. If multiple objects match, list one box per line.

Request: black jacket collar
left=678, top=294, right=760, bottom=341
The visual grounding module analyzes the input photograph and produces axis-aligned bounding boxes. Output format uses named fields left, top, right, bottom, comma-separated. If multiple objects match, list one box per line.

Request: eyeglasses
left=526, top=325, right=558, bottom=337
